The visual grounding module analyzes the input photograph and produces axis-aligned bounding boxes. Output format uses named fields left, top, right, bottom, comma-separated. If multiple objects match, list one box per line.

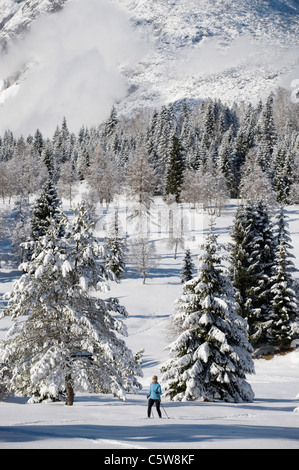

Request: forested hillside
left=1, top=90, right=299, bottom=209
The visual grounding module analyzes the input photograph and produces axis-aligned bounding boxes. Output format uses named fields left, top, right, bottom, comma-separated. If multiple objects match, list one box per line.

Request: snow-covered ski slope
left=0, top=192, right=299, bottom=449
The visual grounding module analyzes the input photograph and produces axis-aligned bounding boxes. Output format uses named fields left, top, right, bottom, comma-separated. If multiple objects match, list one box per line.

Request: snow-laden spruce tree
left=229, top=201, right=276, bottom=349
left=268, top=207, right=298, bottom=351
left=181, top=248, right=195, bottom=283
left=31, top=178, right=64, bottom=241
left=104, top=209, right=126, bottom=280
left=160, top=224, right=255, bottom=403
left=0, top=201, right=142, bottom=405
left=164, top=134, right=185, bottom=203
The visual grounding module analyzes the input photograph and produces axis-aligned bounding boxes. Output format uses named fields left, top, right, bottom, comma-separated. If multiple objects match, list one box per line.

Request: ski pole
left=160, top=402, right=169, bottom=419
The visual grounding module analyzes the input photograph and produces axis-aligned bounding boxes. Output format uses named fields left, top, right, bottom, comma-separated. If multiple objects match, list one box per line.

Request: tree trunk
left=65, top=374, right=74, bottom=406
left=174, top=240, right=178, bottom=259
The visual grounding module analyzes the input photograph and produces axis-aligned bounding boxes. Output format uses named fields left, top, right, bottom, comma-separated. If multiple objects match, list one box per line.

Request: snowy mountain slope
left=0, top=0, right=67, bottom=50
left=113, top=0, right=299, bottom=112
left=113, top=0, right=299, bottom=46
left=1, top=0, right=299, bottom=135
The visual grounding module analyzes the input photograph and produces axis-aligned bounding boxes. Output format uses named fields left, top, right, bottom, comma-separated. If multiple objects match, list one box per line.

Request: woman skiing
left=147, top=375, right=162, bottom=418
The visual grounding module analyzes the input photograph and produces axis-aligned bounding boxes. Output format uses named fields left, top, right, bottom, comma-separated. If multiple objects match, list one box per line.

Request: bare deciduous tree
left=86, top=145, right=122, bottom=208
left=130, top=235, right=159, bottom=284
left=181, top=165, right=229, bottom=216
left=125, top=146, right=157, bottom=219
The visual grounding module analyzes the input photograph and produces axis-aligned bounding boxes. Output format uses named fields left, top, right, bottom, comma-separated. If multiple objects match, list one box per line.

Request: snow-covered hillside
left=0, top=0, right=67, bottom=48
left=114, top=0, right=299, bottom=112
left=0, top=193, right=299, bottom=449
left=1, top=0, right=299, bottom=135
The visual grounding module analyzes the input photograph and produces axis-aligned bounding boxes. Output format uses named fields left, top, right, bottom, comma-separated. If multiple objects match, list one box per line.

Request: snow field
left=0, top=196, right=299, bottom=448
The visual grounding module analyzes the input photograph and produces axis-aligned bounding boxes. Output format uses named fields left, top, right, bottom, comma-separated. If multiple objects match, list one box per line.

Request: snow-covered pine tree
left=0, top=202, right=142, bottom=405
left=152, top=105, right=175, bottom=193
left=256, top=93, right=277, bottom=173
left=179, top=107, right=200, bottom=170
left=41, top=141, right=55, bottom=179
left=249, top=201, right=276, bottom=348
left=52, top=117, right=73, bottom=166
left=229, top=203, right=256, bottom=322
left=164, top=134, right=185, bottom=203
left=104, top=209, right=126, bottom=280
left=76, top=135, right=91, bottom=180
left=230, top=201, right=276, bottom=350
left=181, top=248, right=195, bottom=283
left=104, top=106, right=119, bottom=138
left=202, top=100, right=217, bottom=149
left=31, top=178, right=65, bottom=241
left=33, top=128, right=44, bottom=157
left=160, top=224, right=255, bottom=403
left=231, top=103, right=257, bottom=195
left=156, top=106, right=175, bottom=165
left=268, top=206, right=298, bottom=351
left=272, top=138, right=294, bottom=205
left=217, top=125, right=235, bottom=196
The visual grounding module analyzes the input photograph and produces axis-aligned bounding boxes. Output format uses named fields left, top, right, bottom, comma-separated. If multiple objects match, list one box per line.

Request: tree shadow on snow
left=0, top=421, right=298, bottom=446
left=0, top=270, right=22, bottom=284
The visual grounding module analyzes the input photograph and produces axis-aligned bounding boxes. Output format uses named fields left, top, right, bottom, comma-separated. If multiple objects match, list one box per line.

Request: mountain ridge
left=1, top=0, right=299, bottom=134
left=111, top=0, right=299, bottom=112
left=0, top=0, right=67, bottom=51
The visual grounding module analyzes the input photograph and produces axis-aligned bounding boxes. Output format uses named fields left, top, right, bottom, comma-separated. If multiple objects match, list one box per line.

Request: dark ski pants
left=148, top=398, right=162, bottom=418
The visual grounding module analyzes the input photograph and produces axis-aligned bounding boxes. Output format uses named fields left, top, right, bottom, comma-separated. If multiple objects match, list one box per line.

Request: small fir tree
left=104, top=209, right=126, bottom=280
left=31, top=178, right=64, bottom=241
left=161, top=224, right=255, bottom=403
left=181, top=248, right=195, bottom=283
left=104, top=106, right=119, bottom=138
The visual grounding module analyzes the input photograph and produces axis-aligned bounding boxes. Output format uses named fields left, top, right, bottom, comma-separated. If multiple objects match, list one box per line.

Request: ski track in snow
left=129, top=314, right=168, bottom=337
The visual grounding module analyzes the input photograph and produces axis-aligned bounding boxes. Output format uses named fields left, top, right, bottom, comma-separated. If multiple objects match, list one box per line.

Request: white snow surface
left=0, top=193, right=299, bottom=449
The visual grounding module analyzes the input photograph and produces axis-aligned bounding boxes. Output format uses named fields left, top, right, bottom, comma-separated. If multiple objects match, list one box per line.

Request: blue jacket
left=149, top=382, right=162, bottom=400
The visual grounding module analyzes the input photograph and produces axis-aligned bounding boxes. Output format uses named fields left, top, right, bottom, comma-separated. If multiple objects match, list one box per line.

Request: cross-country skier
left=147, top=375, right=162, bottom=418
